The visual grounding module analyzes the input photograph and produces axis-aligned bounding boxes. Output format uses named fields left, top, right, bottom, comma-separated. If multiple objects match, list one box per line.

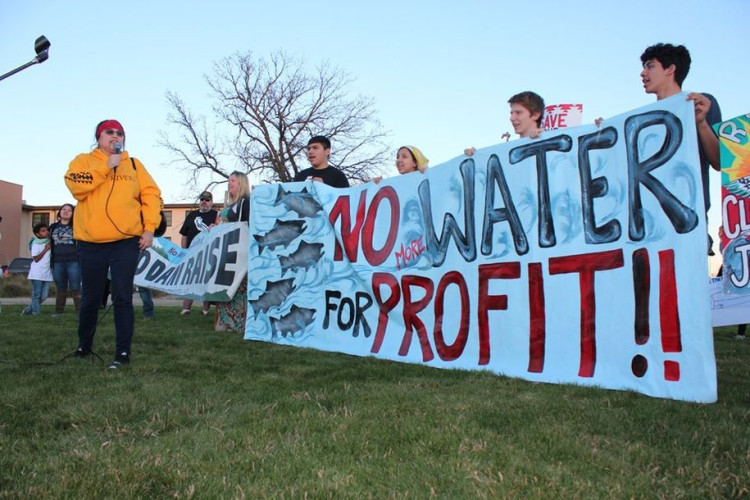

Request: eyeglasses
left=200, top=198, right=211, bottom=202
left=104, top=129, right=124, bottom=137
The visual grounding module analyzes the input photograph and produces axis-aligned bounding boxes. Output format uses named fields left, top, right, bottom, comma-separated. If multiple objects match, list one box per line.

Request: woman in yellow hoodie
left=64, top=119, right=162, bottom=369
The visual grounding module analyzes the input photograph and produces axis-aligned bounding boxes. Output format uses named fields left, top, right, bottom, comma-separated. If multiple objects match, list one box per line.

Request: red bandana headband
left=96, top=120, right=125, bottom=139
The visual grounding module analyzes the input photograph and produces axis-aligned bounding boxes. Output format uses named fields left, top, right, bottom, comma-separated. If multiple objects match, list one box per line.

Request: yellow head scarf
left=403, top=145, right=429, bottom=170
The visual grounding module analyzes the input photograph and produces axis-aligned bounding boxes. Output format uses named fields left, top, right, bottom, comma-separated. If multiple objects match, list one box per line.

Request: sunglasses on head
left=104, top=129, right=124, bottom=137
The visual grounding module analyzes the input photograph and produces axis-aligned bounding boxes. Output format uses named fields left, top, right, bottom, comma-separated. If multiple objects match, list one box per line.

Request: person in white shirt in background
left=22, top=222, right=54, bottom=315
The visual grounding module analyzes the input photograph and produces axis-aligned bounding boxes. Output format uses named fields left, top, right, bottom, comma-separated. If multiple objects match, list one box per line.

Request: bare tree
left=159, top=91, right=230, bottom=193
left=160, top=51, right=391, bottom=187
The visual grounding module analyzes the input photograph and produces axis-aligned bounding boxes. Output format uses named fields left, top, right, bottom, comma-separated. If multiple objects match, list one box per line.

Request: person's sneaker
left=21, top=308, right=33, bottom=316
left=72, top=347, right=91, bottom=358
left=181, top=309, right=191, bottom=316
left=108, top=352, right=130, bottom=369
left=51, top=312, right=63, bottom=318
left=736, top=335, right=746, bottom=341
left=201, top=309, right=210, bottom=316
left=143, top=315, right=154, bottom=321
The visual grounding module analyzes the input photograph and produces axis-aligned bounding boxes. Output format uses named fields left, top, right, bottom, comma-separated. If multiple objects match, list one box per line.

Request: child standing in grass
left=22, top=222, right=53, bottom=315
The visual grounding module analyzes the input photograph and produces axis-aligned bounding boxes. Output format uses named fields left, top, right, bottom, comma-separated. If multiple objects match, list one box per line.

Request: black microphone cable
left=104, top=143, right=141, bottom=240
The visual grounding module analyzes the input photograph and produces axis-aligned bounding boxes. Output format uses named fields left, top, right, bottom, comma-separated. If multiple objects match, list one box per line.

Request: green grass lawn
left=1, top=303, right=748, bottom=499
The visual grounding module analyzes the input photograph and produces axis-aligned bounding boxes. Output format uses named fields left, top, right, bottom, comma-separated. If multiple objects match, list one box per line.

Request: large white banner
left=135, top=222, right=248, bottom=301
left=245, top=94, right=717, bottom=403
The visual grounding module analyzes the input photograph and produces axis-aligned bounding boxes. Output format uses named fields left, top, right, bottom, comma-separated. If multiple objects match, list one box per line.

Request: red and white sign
left=543, top=103, right=583, bottom=131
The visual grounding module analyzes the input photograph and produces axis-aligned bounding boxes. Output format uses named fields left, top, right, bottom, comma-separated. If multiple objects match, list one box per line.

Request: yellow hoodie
left=65, top=148, right=162, bottom=243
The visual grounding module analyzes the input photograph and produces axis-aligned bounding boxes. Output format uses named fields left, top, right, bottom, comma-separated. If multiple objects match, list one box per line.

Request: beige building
left=0, top=180, right=23, bottom=267
left=0, top=179, right=219, bottom=266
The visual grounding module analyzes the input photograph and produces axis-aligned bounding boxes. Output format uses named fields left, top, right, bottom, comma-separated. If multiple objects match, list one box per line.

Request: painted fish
left=279, top=241, right=324, bottom=276
left=253, top=219, right=306, bottom=254
left=270, top=305, right=316, bottom=337
left=274, top=186, right=323, bottom=218
left=248, top=278, right=296, bottom=318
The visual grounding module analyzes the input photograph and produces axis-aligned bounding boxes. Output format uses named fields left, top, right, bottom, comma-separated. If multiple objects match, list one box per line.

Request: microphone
left=113, top=142, right=123, bottom=173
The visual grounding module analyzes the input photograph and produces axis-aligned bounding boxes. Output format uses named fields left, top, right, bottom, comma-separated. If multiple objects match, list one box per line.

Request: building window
left=32, top=212, right=50, bottom=227
left=163, top=210, right=172, bottom=227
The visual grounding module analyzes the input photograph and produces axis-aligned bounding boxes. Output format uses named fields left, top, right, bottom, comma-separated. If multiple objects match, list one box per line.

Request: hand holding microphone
left=108, top=142, right=123, bottom=170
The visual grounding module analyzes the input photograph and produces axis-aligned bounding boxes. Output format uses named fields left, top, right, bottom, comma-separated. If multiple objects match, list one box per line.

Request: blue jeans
left=27, top=280, right=50, bottom=314
left=138, top=287, right=154, bottom=317
left=77, top=238, right=140, bottom=355
left=52, top=260, right=81, bottom=292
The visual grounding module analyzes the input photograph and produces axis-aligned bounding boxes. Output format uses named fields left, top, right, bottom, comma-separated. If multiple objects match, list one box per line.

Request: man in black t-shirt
left=178, top=190, right=218, bottom=315
left=293, top=136, right=350, bottom=188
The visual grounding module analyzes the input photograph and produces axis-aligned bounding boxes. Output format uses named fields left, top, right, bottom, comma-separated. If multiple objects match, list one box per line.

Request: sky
left=1, top=0, right=748, bottom=254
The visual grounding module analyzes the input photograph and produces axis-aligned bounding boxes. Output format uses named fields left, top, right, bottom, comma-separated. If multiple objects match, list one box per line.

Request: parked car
left=6, top=257, right=32, bottom=275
